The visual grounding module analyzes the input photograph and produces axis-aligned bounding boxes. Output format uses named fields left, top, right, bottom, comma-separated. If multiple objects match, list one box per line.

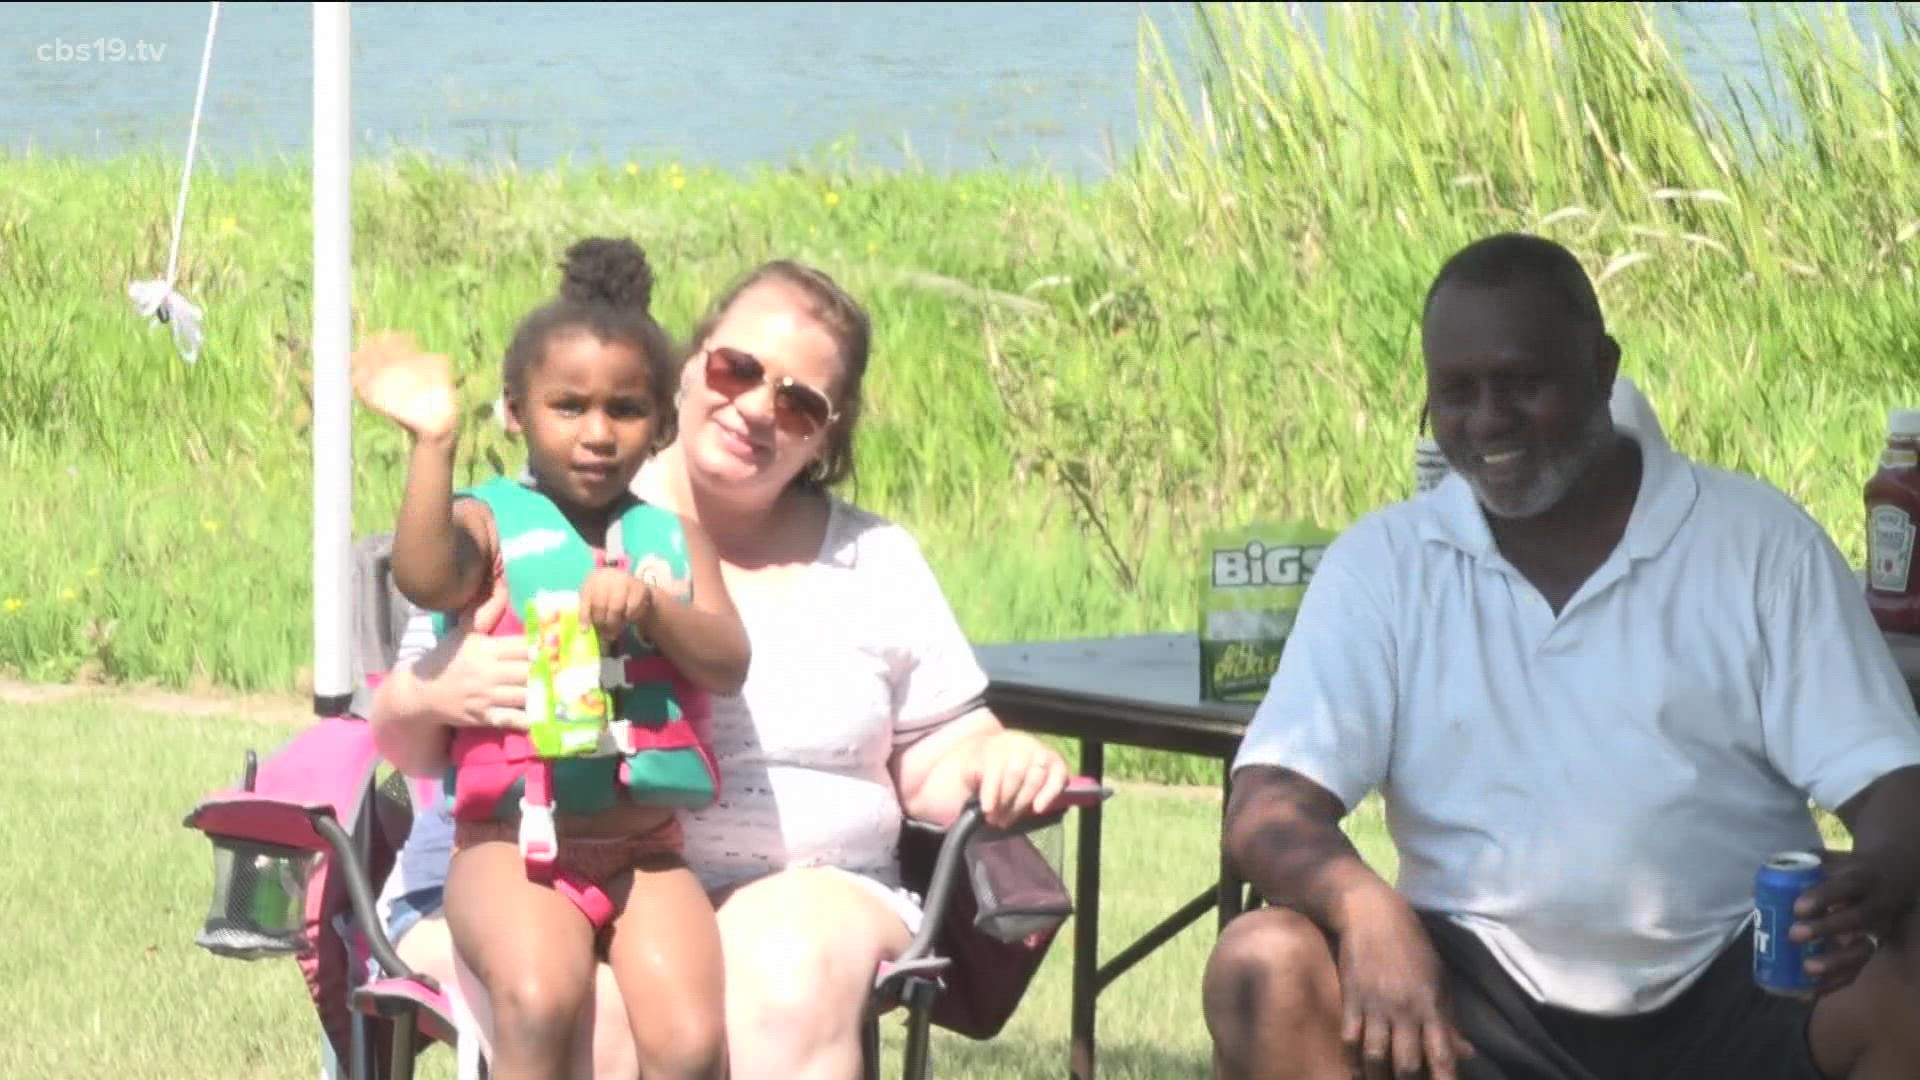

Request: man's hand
left=580, top=567, right=654, bottom=644
left=1335, top=895, right=1476, bottom=1080
left=1793, top=848, right=1919, bottom=995
left=352, top=330, right=461, bottom=442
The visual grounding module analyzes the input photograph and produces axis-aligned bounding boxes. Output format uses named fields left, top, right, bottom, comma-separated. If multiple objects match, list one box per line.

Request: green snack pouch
left=1198, top=521, right=1339, bottom=702
left=525, top=591, right=611, bottom=759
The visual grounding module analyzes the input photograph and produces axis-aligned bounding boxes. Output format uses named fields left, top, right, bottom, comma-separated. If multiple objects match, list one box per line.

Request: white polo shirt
left=1235, top=425, right=1920, bottom=1015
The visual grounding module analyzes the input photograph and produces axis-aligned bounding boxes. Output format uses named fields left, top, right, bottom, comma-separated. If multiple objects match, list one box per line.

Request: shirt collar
left=1416, top=424, right=1698, bottom=567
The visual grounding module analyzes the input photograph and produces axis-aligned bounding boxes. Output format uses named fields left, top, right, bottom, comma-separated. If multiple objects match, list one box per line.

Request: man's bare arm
left=1835, top=763, right=1920, bottom=917
left=1225, top=764, right=1402, bottom=935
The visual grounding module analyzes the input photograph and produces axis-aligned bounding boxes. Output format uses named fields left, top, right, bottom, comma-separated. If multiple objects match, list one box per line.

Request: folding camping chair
left=864, top=779, right=1111, bottom=1080
left=181, top=533, right=473, bottom=1080
left=183, top=715, right=471, bottom=1078
left=183, top=531, right=1112, bottom=1080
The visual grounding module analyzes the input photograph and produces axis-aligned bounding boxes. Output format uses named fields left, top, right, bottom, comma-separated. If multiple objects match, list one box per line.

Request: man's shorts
left=1419, top=911, right=1826, bottom=1080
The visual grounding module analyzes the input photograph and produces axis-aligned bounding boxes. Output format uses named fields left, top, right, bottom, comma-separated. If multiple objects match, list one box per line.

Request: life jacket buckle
left=608, top=719, right=635, bottom=756
left=518, top=800, right=558, bottom=882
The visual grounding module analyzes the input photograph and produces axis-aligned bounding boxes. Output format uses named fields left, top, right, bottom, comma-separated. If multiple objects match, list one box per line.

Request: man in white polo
left=1201, top=232, right=1920, bottom=1080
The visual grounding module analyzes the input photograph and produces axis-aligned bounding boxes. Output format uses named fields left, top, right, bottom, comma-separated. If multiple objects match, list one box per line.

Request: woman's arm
left=874, top=523, right=1069, bottom=827
left=890, top=707, right=1069, bottom=829
left=368, top=653, right=459, bottom=778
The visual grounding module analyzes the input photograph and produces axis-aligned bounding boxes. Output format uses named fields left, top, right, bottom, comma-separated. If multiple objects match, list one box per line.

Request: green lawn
left=0, top=678, right=1854, bottom=1079
left=0, top=692, right=1395, bottom=1079
left=0, top=696, right=326, bottom=1080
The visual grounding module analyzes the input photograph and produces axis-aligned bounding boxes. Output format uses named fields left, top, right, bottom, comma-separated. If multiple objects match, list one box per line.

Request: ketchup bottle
left=1865, top=408, right=1920, bottom=634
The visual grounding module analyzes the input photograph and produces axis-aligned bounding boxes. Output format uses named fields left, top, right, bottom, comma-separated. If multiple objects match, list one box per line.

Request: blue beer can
left=1753, top=851, right=1826, bottom=996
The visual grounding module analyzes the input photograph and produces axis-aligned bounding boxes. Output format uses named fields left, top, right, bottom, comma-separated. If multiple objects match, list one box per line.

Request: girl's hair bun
left=558, top=236, right=653, bottom=310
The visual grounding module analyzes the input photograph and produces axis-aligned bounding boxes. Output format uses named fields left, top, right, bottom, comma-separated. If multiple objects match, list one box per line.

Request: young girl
left=353, top=237, right=747, bottom=1080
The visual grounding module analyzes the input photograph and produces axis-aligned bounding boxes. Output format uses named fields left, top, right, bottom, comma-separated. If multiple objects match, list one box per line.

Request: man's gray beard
left=1466, top=404, right=1620, bottom=521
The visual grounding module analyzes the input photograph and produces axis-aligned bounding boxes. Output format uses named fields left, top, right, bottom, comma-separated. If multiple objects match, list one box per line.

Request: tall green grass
left=4, top=4, right=1918, bottom=783
left=990, top=3, right=1920, bottom=589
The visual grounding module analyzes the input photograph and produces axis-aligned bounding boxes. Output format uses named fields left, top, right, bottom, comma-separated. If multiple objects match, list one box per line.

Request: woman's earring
left=673, top=385, right=686, bottom=409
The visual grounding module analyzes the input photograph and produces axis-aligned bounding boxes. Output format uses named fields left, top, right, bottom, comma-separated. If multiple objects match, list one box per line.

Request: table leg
left=1217, top=758, right=1245, bottom=927
left=1071, top=737, right=1104, bottom=1080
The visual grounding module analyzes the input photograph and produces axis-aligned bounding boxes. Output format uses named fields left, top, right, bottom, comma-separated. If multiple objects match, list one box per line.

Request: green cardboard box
left=1198, top=521, right=1339, bottom=702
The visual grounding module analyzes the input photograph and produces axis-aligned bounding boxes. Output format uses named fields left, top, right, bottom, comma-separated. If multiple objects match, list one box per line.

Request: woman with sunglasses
left=371, top=258, right=1074, bottom=1079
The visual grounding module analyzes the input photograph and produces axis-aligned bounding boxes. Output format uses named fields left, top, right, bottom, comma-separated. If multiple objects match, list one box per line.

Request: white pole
left=312, top=2, right=352, bottom=715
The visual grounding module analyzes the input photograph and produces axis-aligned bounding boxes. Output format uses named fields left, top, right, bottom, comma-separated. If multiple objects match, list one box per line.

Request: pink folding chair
left=182, top=533, right=474, bottom=1079
left=182, top=714, right=468, bottom=1079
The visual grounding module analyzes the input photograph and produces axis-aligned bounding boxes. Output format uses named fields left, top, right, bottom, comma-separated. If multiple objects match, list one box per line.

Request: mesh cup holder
left=963, top=817, right=1073, bottom=945
left=195, top=838, right=320, bottom=960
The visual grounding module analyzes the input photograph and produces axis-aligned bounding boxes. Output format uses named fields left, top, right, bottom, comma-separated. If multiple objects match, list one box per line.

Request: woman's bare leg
left=714, top=868, right=913, bottom=1080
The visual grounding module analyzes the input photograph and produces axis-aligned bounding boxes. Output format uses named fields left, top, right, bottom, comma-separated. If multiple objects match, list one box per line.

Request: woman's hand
left=892, top=710, right=1072, bottom=829
left=965, top=730, right=1071, bottom=829
left=371, top=584, right=531, bottom=777
left=406, top=583, right=531, bottom=732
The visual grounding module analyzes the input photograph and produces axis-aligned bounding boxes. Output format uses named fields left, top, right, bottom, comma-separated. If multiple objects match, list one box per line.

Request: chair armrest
left=353, top=976, right=460, bottom=1044
left=308, top=812, right=435, bottom=992
left=1052, top=776, right=1115, bottom=811
left=898, top=776, right=1113, bottom=836
left=883, top=776, right=1113, bottom=982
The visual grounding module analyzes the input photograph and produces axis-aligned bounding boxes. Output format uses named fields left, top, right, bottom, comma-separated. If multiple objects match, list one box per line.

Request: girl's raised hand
left=352, top=330, right=461, bottom=442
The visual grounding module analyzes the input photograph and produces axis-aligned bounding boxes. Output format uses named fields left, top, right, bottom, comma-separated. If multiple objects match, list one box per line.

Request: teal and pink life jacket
left=435, top=475, right=720, bottom=915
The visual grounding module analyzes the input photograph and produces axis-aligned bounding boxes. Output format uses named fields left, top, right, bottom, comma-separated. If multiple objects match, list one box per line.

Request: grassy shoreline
left=5, top=4, right=1919, bottom=784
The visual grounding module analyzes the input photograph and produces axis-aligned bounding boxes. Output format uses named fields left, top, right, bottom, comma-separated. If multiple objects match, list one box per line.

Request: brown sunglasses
left=703, top=346, right=839, bottom=438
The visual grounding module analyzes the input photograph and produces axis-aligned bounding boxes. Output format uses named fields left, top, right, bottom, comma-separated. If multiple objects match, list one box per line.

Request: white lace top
left=681, top=497, right=989, bottom=892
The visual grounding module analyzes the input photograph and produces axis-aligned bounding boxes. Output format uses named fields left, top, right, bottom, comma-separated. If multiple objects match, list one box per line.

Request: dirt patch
left=0, top=678, right=313, bottom=726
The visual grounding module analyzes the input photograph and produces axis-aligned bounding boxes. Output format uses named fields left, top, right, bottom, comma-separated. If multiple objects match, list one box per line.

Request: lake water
left=2, top=3, right=1912, bottom=179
